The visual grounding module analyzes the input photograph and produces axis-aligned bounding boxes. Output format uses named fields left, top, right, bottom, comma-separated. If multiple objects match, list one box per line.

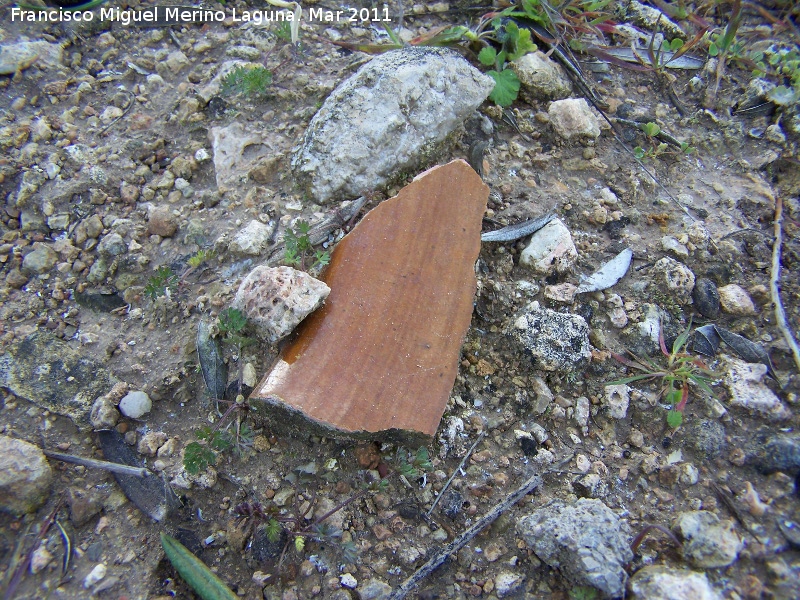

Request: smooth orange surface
left=252, top=160, right=488, bottom=439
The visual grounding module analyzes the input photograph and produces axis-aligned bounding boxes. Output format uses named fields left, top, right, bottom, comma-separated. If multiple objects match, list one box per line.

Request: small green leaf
left=265, top=519, right=282, bottom=543
left=487, top=69, right=521, bottom=107
left=633, top=146, right=646, bottom=160
left=295, top=536, right=305, bottom=552
left=183, top=442, right=216, bottom=475
left=478, top=46, right=497, bottom=67
left=709, top=42, right=719, bottom=57
left=666, top=409, right=684, bottom=428
left=161, top=533, right=239, bottom=600
left=642, top=122, right=661, bottom=137
left=669, top=38, right=684, bottom=52
left=664, top=388, right=682, bottom=406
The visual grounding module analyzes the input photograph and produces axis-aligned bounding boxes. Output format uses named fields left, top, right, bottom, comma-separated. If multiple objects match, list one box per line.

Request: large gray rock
left=517, top=498, right=632, bottom=598
left=0, top=435, right=53, bottom=514
left=292, top=47, right=494, bottom=203
left=629, top=565, right=722, bottom=600
left=0, top=41, right=63, bottom=75
left=0, top=332, right=115, bottom=425
left=509, top=302, right=591, bottom=372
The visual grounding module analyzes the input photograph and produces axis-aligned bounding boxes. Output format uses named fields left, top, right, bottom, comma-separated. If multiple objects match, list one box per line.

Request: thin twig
left=389, top=471, right=542, bottom=600
left=771, top=194, right=800, bottom=373
left=43, top=450, right=151, bottom=478
left=427, top=431, right=485, bottom=517
left=100, top=90, right=135, bottom=134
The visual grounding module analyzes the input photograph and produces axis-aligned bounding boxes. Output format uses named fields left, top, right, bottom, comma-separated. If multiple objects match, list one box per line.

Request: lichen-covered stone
left=292, top=47, right=494, bottom=203
left=232, top=266, right=330, bottom=343
left=509, top=302, right=591, bottom=372
left=0, top=332, right=115, bottom=426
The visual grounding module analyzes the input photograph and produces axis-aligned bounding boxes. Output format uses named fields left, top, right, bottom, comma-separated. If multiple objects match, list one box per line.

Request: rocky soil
left=1, top=1, right=800, bottom=599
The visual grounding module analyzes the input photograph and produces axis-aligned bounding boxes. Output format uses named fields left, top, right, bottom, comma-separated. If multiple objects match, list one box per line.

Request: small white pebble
left=83, top=563, right=107, bottom=588
left=340, top=573, right=357, bottom=589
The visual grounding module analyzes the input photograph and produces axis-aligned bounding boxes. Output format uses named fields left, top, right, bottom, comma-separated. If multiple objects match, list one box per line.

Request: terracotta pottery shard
left=250, top=159, right=488, bottom=445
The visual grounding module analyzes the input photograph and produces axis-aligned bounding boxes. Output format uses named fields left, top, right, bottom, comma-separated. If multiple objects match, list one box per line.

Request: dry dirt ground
left=1, top=1, right=800, bottom=599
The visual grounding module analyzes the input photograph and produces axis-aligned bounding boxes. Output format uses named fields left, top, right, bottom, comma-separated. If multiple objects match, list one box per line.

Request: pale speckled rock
left=96, top=233, right=126, bottom=257
left=718, top=284, right=756, bottom=316
left=662, top=235, right=689, bottom=258
left=232, top=266, right=330, bottom=343
left=0, top=435, right=53, bottom=514
left=292, top=47, right=494, bottom=203
left=494, top=571, right=525, bottom=598
left=548, top=98, right=602, bottom=140
left=137, top=431, right=167, bottom=457
left=228, top=220, right=274, bottom=255
left=517, top=498, right=632, bottom=598
left=629, top=565, right=722, bottom=600
left=724, top=357, right=788, bottom=420
left=511, top=51, right=572, bottom=101
left=509, top=302, right=591, bottom=372
left=209, top=122, right=273, bottom=196
left=544, top=282, right=577, bottom=303
left=90, top=396, right=120, bottom=429
left=604, top=384, right=630, bottom=419
left=673, top=510, right=743, bottom=568
left=651, top=257, right=695, bottom=303
left=520, top=218, right=577, bottom=274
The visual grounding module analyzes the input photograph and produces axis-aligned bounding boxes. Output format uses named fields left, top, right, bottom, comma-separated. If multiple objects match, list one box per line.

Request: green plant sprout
left=632, top=121, right=695, bottom=161
left=284, top=220, right=331, bottom=271
left=752, top=45, right=800, bottom=107
left=609, top=319, right=719, bottom=428
left=221, top=65, right=273, bottom=98
left=477, top=19, right=536, bottom=106
left=187, top=248, right=216, bottom=269
left=144, top=265, right=178, bottom=300
left=184, top=308, right=256, bottom=475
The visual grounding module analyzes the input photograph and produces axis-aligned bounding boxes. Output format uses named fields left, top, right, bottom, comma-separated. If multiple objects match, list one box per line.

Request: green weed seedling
left=633, top=121, right=695, bottom=161
left=187, top=248, right=217, bottom=269
left=609, top=319, right=719, bottom=428
left=477, top=19, right=536, bottom=107
left=185, top=308, right=256, bottom=475
left=221, top=65, right=273, bottom=98
left=144, top=265, right=178, bottom=300
left=284, top=220, right=330, bottom=272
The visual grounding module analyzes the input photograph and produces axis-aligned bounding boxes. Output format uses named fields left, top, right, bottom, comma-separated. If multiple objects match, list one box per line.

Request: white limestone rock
left=229, top=220, right=275, bottom=256
left=520, top=218, right=577, bottom=274
left=292, top=47, right=494, bottom=203
left=548, top=98, right=602, bottom=140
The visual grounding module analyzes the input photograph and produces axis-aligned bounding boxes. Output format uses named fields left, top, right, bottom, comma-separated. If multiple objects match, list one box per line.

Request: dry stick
left=389, top=471, right=542, bottom=600
left=43, top=450, right=151, bottom=478
left=427, top=431, right=486, bottom=517
left=771, top=194, right=800, bottom=373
